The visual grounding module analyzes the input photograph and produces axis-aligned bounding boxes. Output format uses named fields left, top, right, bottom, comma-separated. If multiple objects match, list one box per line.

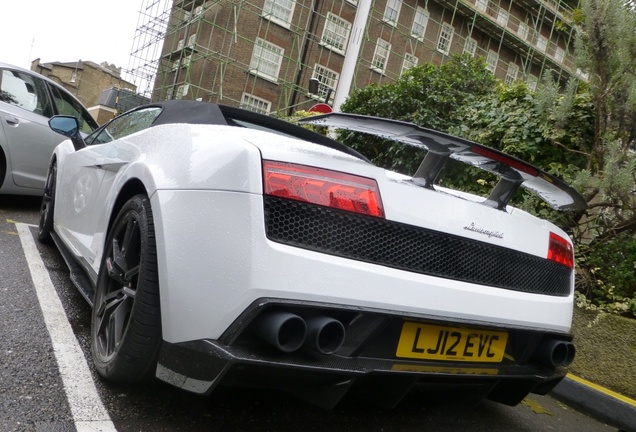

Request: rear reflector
left=548, top=232, right=574, bottom=269
left=263, top=160, right=384, bottom=218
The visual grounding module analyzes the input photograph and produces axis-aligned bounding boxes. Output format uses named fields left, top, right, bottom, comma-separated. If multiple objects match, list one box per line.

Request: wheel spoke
left=96, top=287, right=134, bottom=357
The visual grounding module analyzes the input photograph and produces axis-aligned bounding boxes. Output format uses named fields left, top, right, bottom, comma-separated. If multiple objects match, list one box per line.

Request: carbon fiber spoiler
left=299, top=113, right=586, bottom=212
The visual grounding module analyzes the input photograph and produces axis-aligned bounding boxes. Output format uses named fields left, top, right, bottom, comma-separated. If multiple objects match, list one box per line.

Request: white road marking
left=16, top=223, right=117, bottom=432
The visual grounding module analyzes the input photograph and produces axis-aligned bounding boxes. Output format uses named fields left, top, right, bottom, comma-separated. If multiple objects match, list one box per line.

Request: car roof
left=118, top=100, right=370, bottom=161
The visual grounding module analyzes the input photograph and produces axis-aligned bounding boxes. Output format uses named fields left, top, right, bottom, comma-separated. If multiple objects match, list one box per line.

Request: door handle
left=5, top=115, right=19, bottom=125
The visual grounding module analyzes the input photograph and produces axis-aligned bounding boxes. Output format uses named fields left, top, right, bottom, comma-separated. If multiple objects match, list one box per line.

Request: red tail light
left=263, top=161, right=384, bottom=218
left=548, top=232, right=574, bottom=269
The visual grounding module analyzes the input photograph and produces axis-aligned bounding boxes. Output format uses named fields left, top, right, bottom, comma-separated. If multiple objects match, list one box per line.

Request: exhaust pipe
left=253, top=311, right=307, bottom=353
left=303, top=316, right=346, bottom=355
left=533, top=339, right=576, bottom=367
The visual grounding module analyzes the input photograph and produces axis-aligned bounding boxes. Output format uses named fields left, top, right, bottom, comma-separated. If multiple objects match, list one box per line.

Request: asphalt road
left=0, top=195, right=620, bottom=432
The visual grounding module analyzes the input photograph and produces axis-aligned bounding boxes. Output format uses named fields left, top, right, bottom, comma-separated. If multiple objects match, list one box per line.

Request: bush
left=577, top=234, right=636, bottom=317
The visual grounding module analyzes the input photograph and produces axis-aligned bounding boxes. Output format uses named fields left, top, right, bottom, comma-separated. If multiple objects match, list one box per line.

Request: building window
left=371, top=39, right=391, bottom=74
left=517, top=22, right=529, bottom=40
left=240, top=93, right=272, bottom=114
left=320, top=12, right=351, bottom=55
left=496, top=9, right=509, bottom=27
left=536, top=35, right=548, bottom=53
left=70, top=71, right=77, bottom=83
left=464, top=37, right=478, bottom=57
left=383, top=0, right=402, bottom=26
left=188, top=33, right=197, bottom=47
left=554, top=46, right=565, bottom=62
left=527, top=75, right=538, bottom=91
left=401, top=53, right=418, bottom=75
left=475, top=0, right=488, bottom=12
left=505, top=63, right=519, bottom=85
left=311, top=64, right=339, bottom=101
left=175, top=84, right=189, bottom=99
left=411, top=7, right=429, bottom=41
left=249, top=38, right=284, bottom=82
left=346, top=0, right=358, bottom=4
left=437, top=23, right=454, bottom=55
left=486, top=50, right=498, bottom=73
left=262, top=0, right=295, bottom=28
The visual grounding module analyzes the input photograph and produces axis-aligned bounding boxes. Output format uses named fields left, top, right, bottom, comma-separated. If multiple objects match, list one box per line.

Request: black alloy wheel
left=37, top=161, right=56, bottom=243
left=91, top=194, right=162, bottom=382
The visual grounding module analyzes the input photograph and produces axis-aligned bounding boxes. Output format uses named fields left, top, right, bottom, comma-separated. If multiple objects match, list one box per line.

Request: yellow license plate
left=396, top=322, right=508, bottom=363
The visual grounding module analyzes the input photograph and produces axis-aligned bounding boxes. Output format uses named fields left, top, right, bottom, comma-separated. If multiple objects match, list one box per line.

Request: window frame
left=464, top=37, right=478, bottom=57
left=437, top=23, right=454, bottom=55
left=411, top=7, right=429, bottom=41
left=496, top=8, right=509, bottom=27
left=249, top=37, right=285, bottom=82
left=262, top=0, right=296, bottom=28
left=86, top=106, right=163, bottom=145
left=486, top=50, right=498, bottom=73
left=320, top=12, right=352, bottom=55
left=475, top=0, right=488, bottom=12
left=383, top=0, right=402, bottom=27
left=370, top=38, right=391, bottom=75
left=401, top=53, right=419, bottom=75
left=240, top=93, right=272, bottom=114
left=311, top=64, right=340, bottom=102
left=504, top=63, right=519, bottom=85
left=536, top=35, right=548, bottom=53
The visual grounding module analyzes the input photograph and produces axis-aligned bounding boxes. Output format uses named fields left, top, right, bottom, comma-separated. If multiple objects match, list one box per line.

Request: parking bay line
left=16, top=223, right=117, bottom=432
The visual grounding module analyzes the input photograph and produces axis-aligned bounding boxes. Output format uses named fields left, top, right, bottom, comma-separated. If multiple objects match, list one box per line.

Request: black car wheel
left=37, top=161, right=56, bottom=243
left=92, top=194, right=162, bottom=382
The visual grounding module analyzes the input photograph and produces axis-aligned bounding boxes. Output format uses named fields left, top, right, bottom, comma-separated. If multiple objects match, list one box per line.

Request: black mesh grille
left=264, top=196, right=572, bottom=296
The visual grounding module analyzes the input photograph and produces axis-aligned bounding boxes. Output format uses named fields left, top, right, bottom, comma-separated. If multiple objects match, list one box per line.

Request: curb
left=551, top=374, right=636, bottom=432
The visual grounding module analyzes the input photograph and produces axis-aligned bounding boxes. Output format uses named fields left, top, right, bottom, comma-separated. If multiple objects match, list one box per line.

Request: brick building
left=127, top=0, right=582, bottom=115
left=30, top=59, right=137, bottom=109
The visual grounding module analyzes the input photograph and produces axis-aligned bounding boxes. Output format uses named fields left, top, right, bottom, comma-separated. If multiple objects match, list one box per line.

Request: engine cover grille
left=263, top=196, right=572, bottom=297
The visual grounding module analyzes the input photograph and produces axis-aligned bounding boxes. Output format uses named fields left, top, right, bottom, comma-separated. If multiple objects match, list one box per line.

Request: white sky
left=1, top=0, right=141, bottom=71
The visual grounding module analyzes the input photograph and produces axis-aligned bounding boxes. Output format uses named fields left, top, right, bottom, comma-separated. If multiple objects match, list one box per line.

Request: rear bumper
left=155, top=299, right=570, bottom=408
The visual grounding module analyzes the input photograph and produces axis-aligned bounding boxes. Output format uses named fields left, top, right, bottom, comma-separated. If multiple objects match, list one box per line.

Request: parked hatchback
left=0, top=62, right=98, bottom=196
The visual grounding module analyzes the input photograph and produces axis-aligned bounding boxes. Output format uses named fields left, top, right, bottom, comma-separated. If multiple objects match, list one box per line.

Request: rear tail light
left=263, top=160, right=384, bottom=218
left=548, top=232, right=574, bottom=269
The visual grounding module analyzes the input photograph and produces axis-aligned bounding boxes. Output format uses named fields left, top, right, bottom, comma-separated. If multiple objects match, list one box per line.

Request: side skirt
left=51, top=231, right=96, bottom=307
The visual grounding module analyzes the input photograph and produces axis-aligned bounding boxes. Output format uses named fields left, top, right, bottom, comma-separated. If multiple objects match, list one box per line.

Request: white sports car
left=39, top=100, right=586, bottom=409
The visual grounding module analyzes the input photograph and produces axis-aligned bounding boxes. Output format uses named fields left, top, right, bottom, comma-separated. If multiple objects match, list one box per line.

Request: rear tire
left=37, top=161, right=56, bottom=243
left=91, top=194, right=162, bottom=382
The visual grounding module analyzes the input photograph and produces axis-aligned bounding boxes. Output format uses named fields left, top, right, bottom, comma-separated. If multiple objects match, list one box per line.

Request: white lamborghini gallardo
left=38, top=100, right=586, bottom=409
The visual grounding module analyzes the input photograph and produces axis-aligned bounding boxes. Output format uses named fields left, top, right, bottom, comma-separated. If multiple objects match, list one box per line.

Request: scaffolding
left=124, top=0, right=581, bottom=115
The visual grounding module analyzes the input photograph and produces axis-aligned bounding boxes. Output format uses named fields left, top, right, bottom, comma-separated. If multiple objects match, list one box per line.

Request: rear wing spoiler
left=299, top=113, right=587, bottom=212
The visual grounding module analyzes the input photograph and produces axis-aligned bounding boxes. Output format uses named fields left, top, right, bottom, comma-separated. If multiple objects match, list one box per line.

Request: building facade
left=31, top=59, right=137, bottom=109
left=128, top=0, right=581, bottom=115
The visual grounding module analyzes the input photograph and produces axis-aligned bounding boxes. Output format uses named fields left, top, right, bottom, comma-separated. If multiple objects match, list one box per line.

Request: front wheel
left=37, top=160, right=56, bottom=243
left=91, top=194, right=162, bottom=383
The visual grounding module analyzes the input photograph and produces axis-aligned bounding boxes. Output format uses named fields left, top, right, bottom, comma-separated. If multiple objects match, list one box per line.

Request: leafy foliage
left=337, top=55, right=496, bottom=175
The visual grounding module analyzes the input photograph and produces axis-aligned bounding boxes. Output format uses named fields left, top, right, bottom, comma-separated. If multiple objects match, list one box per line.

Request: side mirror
left=49, top=115, right=86, bottom=151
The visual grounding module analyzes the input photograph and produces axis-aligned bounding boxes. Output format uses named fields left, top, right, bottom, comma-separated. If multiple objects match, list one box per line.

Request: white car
left=0, top=62, right=98, bottom=196
left=39, top=100, right=586, bottom=409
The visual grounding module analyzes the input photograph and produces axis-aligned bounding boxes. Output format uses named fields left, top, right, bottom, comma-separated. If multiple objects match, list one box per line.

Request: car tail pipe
left=252, top=311, right=307, bottom=353
left=303, top=315, right=346, bottom=355
left=532, top=338, right=576, bottom=368
left=252, top=311, right=346, bottom=355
